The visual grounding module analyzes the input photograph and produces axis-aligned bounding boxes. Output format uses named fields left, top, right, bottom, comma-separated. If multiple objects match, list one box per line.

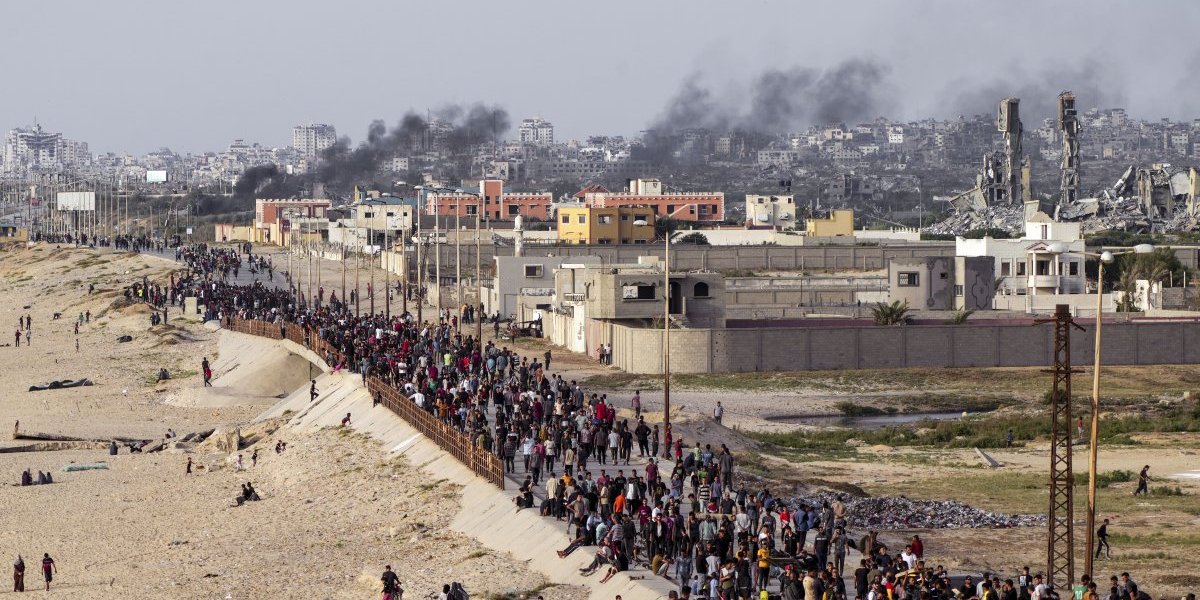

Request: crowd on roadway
left=125, top=244, right=1180, bottom=600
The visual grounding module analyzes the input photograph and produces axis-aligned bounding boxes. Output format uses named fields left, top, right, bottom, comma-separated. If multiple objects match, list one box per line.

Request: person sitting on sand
left=20, top=469, right=32, bottom=486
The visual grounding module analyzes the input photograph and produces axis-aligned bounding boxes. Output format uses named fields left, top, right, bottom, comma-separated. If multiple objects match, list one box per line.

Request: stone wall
left=599, top=319, right=1200, bottom=374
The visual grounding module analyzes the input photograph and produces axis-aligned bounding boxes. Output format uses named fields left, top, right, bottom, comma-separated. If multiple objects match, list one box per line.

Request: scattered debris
left=792, top=492, right=1045, bottom=529
left=62, top=463, right=109, bottom=472
left=27, top=379, right=94, bottom=392
left=116, top=335, right=133, bottom=343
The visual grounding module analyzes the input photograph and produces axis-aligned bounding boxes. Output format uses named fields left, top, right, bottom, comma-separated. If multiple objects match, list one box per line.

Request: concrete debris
left=794, top=491, right=1046, bottom=529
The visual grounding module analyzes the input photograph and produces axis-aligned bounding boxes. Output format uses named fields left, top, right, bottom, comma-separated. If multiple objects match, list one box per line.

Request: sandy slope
left=0, top=245, right=581, bottom=599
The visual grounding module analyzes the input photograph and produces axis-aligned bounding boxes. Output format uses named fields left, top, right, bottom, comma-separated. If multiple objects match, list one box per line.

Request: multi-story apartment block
left=3, top=124, right=90, bottom=173
left=292, top=124, right=337, bottom=159
left=518, top=118, right=554, bottom=146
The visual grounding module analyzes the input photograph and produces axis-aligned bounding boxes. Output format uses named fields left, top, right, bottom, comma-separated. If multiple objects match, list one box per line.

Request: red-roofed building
left=424, top=179, right=553, bottom=222
left=580, top=178, right=723, bottom=223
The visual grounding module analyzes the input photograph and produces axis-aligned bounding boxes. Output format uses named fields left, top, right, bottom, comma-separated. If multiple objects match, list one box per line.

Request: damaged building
left=932, top=91, right=1200, bottom=236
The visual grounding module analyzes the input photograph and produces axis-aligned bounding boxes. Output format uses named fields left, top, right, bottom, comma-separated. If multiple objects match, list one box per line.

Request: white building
left=3, top=124, right=90, bottom=173
left=956, top=211, right=1086, bottom=305
left=518, top=118, right=554, bottom=146
left=745, top=194, right=796, bottom=228
left=292, top=124, right=337, bottom=159
left=756, top=150, right=800, bottom=168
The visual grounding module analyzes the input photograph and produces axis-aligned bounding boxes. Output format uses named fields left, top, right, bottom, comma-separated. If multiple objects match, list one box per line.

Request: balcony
left=561, top=293, right=586, bottom=303
left=1028, top=275, right=1059, bottom=289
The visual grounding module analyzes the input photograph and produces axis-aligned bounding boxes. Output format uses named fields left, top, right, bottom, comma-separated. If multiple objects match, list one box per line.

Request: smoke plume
left=317, top=103, right=510, bottom=189
left=650, top=58, right=895, bottom=136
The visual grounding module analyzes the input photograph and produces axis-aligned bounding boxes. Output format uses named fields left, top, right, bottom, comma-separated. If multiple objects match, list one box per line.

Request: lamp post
left=454, top=188, right=483, bottom=339
left=1048, top=241, right=1153, bottom=576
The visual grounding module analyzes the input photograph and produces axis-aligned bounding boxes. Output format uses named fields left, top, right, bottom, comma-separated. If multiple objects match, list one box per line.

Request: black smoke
left=233, top=164, right=281, bottom=200
left=317, top=104, right=509, bottom=190
left=650, top=58, right=895, bottom=136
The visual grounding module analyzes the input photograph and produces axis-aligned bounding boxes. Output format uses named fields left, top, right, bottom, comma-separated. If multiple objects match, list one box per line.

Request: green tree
left=871, top=300, right=912, bottom=326
left=676, top=232, right=709, bottom=245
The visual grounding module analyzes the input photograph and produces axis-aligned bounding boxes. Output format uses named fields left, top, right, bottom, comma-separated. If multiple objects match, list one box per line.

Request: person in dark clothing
left=380, top=565, right=400, bottom=600
left=1096, top=519, right=1111, bottom=558
left=1133, top=466, right=1151, bottom=495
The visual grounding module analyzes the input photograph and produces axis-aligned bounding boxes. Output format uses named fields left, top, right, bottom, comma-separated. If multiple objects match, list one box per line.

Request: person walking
left=1095, top=518, right=1111, bottom=559
left=40, top=553, right=55, bottom=591
left=12, top=555, right=24, bottom=592
left=202, top=357, right=212, bottom=387
left=186, top=457, right=193, bottom=475
left=713, top=401, right=724, bottom=425
left=1134, top=465, right=1151, bottom=495
left=310, top=380, right=319, bottom=402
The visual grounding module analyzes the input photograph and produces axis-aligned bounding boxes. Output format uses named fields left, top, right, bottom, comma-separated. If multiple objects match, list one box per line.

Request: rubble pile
left=923, top=204, right=1024, bottom=236
left=794, top=492, right=1046, bottom=530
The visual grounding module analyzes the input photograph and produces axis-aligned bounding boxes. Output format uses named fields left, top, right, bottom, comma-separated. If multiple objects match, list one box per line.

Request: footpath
left=238, top=329, right=677, bottom=600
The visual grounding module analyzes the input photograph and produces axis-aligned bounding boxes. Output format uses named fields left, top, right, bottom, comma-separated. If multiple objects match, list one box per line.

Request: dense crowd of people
left=124, top=244, right=1177, bottom=600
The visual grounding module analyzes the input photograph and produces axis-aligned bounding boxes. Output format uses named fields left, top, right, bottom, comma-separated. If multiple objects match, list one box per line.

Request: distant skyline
left=3, top=0, right=1199, bottom=155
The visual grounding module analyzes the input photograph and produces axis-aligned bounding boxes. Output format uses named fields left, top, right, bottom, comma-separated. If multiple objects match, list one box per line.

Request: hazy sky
left=3, top=0, right=1198, bottom=155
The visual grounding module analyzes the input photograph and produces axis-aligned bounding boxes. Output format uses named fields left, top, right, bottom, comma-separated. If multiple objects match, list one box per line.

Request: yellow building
left=805, top=209, right=854, bottom=237
left=557, top=205, right=656, bottom=245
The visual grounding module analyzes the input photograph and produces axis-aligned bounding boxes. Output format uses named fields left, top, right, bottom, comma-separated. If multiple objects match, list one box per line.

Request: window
left=508, top=205, right=520, bottom=215
left=1001, top=261, right=1011, bottom=276
left=954, top=285, right=964, bottom=296
left=524, top=265, right=543, bottom=278
left=898, top=272, right=919, bottom=287
left=598, top=238, right=612, bottom=245
left=1068, top=261, right=1079, bottom=276
left=466, top=205, right=477, bottom=216
left=694, top=282, right=710, bottom=297
left=939, top=272, right=948, bottom=279
left=1036, top=260, right=1050, bottom=276
left=1040, top=224, right=1049, bottom=239
left=599, top=215, right=612, bottom=224
left=1017, top=262, right=1027, bottom=276
left=561, top=215, right=569, bottom=224
left=623, top=284, right=656, bottom=300
left=667, top=205, right=675, bottom=214
left=621, top=214, right=629, bottom=221
left=577, top=215, right=587, bottom=224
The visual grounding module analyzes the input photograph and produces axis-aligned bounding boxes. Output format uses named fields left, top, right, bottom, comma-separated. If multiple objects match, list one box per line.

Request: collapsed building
left=931, top=92, right=1200, bottom=236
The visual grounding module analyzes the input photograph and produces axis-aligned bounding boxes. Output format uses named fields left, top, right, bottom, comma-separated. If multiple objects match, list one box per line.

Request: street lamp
left=1048, top=241, right=1153, bottom=576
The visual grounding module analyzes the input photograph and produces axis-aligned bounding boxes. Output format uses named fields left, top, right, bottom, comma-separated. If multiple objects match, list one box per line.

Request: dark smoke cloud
left=940, top=58, right=1128, bottom=121
left=651, top=58, right=895, bottom=136
left=318, top=103, right=509, bottom=189
left=233, top=164, right=280, bottom=200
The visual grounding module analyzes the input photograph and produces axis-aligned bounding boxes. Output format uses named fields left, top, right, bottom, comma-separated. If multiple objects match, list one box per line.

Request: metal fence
left=228, top=318, right=505, bottom=489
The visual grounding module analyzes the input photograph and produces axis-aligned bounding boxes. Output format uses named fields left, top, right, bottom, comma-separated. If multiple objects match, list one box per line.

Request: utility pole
left=663, top=227, right=672, bottom=431
left=435, top=206, right=442, bottom=323
left=1038, top=304, right=1082, bottom=589
left=455, top=202, right=462, bottom=331
left=475, top=209, right=483, bottom=343
left=384, top=222, right=390, bottom=320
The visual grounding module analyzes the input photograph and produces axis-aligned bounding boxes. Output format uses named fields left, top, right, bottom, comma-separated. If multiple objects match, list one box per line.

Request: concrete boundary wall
left=597, top=319, right=1200, bottom=374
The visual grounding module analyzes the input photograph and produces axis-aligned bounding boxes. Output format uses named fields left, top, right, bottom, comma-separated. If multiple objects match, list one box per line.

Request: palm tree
left=871, top=300, right=912, bottom=326
left=946, top=309, right=975, bottom=324
left=1115, top=266, right=1140, bottom=312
